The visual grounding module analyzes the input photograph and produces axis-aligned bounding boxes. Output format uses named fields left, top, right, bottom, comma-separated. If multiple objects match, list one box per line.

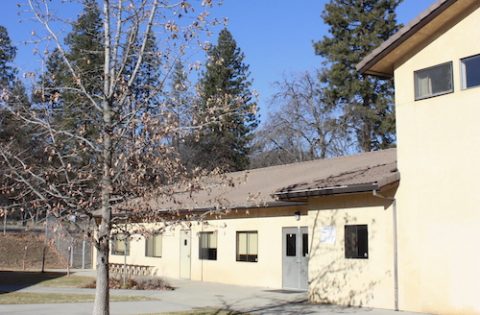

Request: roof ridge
left=233, top=148, right=397, bottom=176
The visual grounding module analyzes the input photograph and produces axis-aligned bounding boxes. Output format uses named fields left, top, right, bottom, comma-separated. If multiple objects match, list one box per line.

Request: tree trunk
left=93, top=111, right=113, bottom=313
left=93, top=239, right=110, bottom=315
left=94, top=1, right=113, bottom=313
left=93, top=95, right=113, bottom=314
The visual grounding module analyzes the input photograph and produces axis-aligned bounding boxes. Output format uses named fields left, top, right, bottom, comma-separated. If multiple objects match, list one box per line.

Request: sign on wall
left=320, top=225, right=336, bottom=244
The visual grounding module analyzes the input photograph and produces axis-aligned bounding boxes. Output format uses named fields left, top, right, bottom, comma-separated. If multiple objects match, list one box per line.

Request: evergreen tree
left=129, top=31, right=161, bottom=113
left=168, top=60, right=191, bottom=145
left=314, top=0, right=402, bottom=152
left=0, top=25, right=16, bottom=91
left=0, top=25, right=29, bottom=143
left=0, top=24, right=16, bottom=144
left=38, top=0, right=103, bottom=136
left=0, top=25, right=35, bottom=224
left=194, top=28, right=258, bottom=171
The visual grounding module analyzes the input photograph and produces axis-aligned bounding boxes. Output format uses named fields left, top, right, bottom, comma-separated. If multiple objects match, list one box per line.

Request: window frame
left=461, top=54, right=480, bottom=90
left=111, top=234, right=130, bottom=256
left=414, top=61, right=454, bottom=101
left=145, top=233, right=162, bottom=258
left=198, top=231, right=217, bottom=261
left=236, top=231, right=258, bottom=263
left=344, top=225, right=368, bottom=259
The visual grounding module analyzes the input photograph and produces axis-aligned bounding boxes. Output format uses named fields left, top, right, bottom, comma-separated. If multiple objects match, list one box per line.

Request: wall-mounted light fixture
left=294, top=211, right=301, bottom=221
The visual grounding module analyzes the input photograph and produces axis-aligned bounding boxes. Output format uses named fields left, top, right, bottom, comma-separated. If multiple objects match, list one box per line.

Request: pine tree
left=38, top=0, right=103, bottom=136
left=0, top=24, right=16, bottom=144
left=0, top=25, right=29, bottom=143
left=0, top=25, right=16, bottom=91
left=0, top=25, right=35, bottom=224
left=129, top=31, right=161, bottom=113
left=168, top=61, right=190, bottom=144
left=314, top=0, right=402, bottom=152
left=194, top=28, right=258, bottom=172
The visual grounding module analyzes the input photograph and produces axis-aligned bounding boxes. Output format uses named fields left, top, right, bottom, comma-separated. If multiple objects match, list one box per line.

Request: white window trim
left=414, top=61, right=454, bottom=101
left=460, top=53, right=480, bottom=90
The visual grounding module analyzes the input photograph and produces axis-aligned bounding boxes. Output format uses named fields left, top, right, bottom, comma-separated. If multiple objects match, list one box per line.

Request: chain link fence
left=46, top=216, right=93, bottom=269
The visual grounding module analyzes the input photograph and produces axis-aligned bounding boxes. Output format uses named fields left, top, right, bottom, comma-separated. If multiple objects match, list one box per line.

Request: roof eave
left=98, top=200, right=307, bottom=219
left=356, top=0, right=457, bottom=77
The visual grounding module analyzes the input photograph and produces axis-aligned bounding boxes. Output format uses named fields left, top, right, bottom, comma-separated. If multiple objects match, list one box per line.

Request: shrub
left=84, top=276, right=174, bottom=290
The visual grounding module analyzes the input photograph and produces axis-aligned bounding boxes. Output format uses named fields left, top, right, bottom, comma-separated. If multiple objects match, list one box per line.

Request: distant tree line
left=0, top=0, right=402, bottom=312
left=1, top=0, right=402, bottom=181
left=251, top=0, right=402, bottom=168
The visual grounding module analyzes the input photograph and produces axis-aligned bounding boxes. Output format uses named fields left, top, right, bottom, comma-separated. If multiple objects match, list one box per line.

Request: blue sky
left=1, top=0, right=436, bottom=124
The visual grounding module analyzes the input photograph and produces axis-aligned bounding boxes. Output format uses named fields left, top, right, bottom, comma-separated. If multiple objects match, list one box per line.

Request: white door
left=282, top=227, right=308, bottom=290
left=179, top=230, right=191, bottom=279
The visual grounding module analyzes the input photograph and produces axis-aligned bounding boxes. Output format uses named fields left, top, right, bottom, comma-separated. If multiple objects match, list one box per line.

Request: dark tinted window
left=286, top=233, right=296, bottom=257
left=302, top=233, right=308, bottom=257
left=345, top=225, right=368, bottom=259
left=462, top=54, right=480, bottom=89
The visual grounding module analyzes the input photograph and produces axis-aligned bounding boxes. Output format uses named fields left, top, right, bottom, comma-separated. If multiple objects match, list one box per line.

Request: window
left=286, top=233, right=296, bottom=256
left=111, top=234, right=129, bottom=256
left=199, top=232, right=217, bottom=260
left=461, top=54, right=480, bottom=89
left=345, top=225, right=368, bottom=259
left=236, top=231, right=258, bottom=262
left=145, top=234, right=162, bottom=257
left=302, top=233, right=308, bottom=257
left=414, top=62, right=453, bottom=100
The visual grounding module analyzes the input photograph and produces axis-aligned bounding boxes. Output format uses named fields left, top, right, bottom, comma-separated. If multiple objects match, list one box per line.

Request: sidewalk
left=0, top=270, right=431, bottom=315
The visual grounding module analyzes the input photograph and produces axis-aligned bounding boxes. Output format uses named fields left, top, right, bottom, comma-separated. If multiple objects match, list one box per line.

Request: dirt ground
left=0, top=233, right=66, bottom=270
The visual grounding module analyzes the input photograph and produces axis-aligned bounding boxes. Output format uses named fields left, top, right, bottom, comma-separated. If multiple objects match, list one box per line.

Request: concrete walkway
left=0, top=270, right=431, bottom=315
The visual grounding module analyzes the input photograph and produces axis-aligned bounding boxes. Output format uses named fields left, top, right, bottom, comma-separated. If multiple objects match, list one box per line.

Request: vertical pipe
left=392, top=199, right=399, bottom=311
left=3, top=210, right=7, bottom=236
left=123, top=230, right=127, bottom=287
left=70, top=239, right=74, bottom=268
left=67, top=246, right=71, bottom=276
left=82, top=239, right=86, bottom=269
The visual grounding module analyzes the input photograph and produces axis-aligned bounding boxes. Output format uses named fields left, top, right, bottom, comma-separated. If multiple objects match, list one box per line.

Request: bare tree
left=250, top=71, right=352, bottom=168
left=0, top=1, right=225, bottom=314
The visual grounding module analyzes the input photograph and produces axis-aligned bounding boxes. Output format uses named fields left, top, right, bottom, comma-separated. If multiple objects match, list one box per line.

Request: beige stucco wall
left=307, top=191, right=395, bottom=310
left=107, top=206, right=308, bottom=288
left=394, top=5, right=480, bottom=315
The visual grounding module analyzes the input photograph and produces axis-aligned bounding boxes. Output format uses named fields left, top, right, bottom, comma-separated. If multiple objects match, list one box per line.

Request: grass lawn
left=37, top=275, right=95, bottom=288
left=0, top=292, right=157, bottom=304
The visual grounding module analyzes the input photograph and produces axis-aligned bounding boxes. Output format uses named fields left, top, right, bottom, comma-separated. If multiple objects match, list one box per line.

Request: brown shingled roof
left=134, top=148, right=399, bottom=213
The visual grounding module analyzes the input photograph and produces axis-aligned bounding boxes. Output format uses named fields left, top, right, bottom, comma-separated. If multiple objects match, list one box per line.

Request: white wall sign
left=320, top=225, right=336, bottom=244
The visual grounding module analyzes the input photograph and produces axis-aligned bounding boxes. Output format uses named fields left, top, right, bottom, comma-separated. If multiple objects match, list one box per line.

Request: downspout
left=200, top=222, right=204, bottom=282
left=373, top=190, right=399, bottom=312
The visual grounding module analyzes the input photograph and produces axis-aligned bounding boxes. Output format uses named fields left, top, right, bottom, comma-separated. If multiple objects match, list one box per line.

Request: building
left=102, top=1, right=480, bottom=314
left=358, top=0, right=480, bottom=314
left=107, top=148, right=398, bottom=291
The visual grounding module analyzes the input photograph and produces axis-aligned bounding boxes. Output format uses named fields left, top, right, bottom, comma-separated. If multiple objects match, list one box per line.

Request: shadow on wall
left=308, top=206, right=390, bottom=308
